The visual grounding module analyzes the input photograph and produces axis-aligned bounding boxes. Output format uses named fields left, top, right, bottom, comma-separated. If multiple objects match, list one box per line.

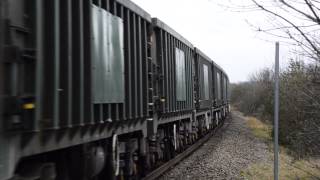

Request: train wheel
left=102, top=134, right=120, bottom=180
left=111, top=134, right=120, bottom=178
left=111, top=134, right=120, bottom=176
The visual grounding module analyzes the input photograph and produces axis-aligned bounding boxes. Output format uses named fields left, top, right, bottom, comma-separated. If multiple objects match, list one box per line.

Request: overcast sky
left=131, top=0, right=292, bottom=83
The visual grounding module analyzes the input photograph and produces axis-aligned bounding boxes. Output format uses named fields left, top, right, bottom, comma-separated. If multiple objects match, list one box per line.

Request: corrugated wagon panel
left=90, top=0, right=151, bottom=122
left=3, top=0, right=151, bottom=133
left=195, top=48, right=214, bottom=110
left=0, top=1, right=6, bottom=176
left=59, top=0, right=73, bottom=128
left=222, top=73, right=228, bottom=104
left=0, top=0, right=154, bottom=161
left=152, top=18, right=194, bottom=116
left=215, top=67, right=223, bottom=106
left=211, top=58, right=227, bottom=108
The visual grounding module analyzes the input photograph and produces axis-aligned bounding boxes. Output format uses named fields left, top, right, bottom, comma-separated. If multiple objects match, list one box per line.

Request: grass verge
left=245, top=116, right=272, bottom=141
left=241, top=116, right=320, bottom=180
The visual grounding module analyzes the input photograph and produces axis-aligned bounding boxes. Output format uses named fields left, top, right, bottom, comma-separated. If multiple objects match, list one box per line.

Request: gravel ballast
left=158, top=111, right=270, bottom=180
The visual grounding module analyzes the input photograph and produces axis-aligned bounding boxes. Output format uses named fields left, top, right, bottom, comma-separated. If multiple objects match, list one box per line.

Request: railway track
left=143, top=116, right=232, bottom=180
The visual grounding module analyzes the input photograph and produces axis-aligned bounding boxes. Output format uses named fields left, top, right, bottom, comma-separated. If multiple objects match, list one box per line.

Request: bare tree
left=223, top=0, right=320, bottom=157
left=217, top=0, right=320, bottom=61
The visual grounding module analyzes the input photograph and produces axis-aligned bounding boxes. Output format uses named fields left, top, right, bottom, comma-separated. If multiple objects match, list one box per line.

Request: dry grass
left=241, top=153, right=320, bottom=180
left=242, top=116, right=320, bottom=180
left=245, top=116, right=272, bottom=141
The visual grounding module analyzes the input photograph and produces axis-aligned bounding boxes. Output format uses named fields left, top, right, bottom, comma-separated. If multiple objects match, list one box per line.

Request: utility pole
left=274, top=42, right=280, bottom=180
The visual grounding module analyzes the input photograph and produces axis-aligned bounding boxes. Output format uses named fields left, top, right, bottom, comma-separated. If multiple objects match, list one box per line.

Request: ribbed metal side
left=91, top=0, right=150, bottom=123
left=153, top=24, right=194, bottom=115
left=3, top=0, right=151, bottom=131
left=222, top=73, right=228, bottom=105
left=214, top=67, right=223, bottom=107
left=195, top=52, right=214, bottom=110
left=37, top=0, right=94, bottom=129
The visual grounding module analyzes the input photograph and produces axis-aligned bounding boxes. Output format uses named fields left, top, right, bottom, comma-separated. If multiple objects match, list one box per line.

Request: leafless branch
left=251, top=0, right=320, bottom=60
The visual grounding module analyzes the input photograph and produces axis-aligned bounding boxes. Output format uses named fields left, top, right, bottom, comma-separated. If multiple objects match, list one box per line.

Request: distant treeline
left=231, top=60, right=320, bottom=158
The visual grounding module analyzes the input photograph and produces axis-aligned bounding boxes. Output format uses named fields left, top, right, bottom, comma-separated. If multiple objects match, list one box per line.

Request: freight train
left=0, top=0, right=230, bottom=179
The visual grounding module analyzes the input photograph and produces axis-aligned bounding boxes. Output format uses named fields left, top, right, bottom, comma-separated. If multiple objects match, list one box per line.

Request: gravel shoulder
left=158, top=111, right=271, bottom=180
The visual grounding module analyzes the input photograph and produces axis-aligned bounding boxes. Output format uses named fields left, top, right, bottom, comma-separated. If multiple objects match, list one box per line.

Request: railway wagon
left=194, top=48, right=214, bottom=111
left=194, top=48, right=228, bottom=130
left=149, top=17, right=197, bottom=164
left=222, top=72, right=230, bottom=116
left=152, top=18, right=194, bottom=116
left=0, top=0, right=154, bottom=179
left=213, top=63, right=229, bottom=119
left=0, top=0, right=230, bottom=179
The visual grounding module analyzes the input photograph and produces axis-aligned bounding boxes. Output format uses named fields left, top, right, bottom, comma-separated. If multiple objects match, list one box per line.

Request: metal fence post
left=274, top=42, right=280, bottom=180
